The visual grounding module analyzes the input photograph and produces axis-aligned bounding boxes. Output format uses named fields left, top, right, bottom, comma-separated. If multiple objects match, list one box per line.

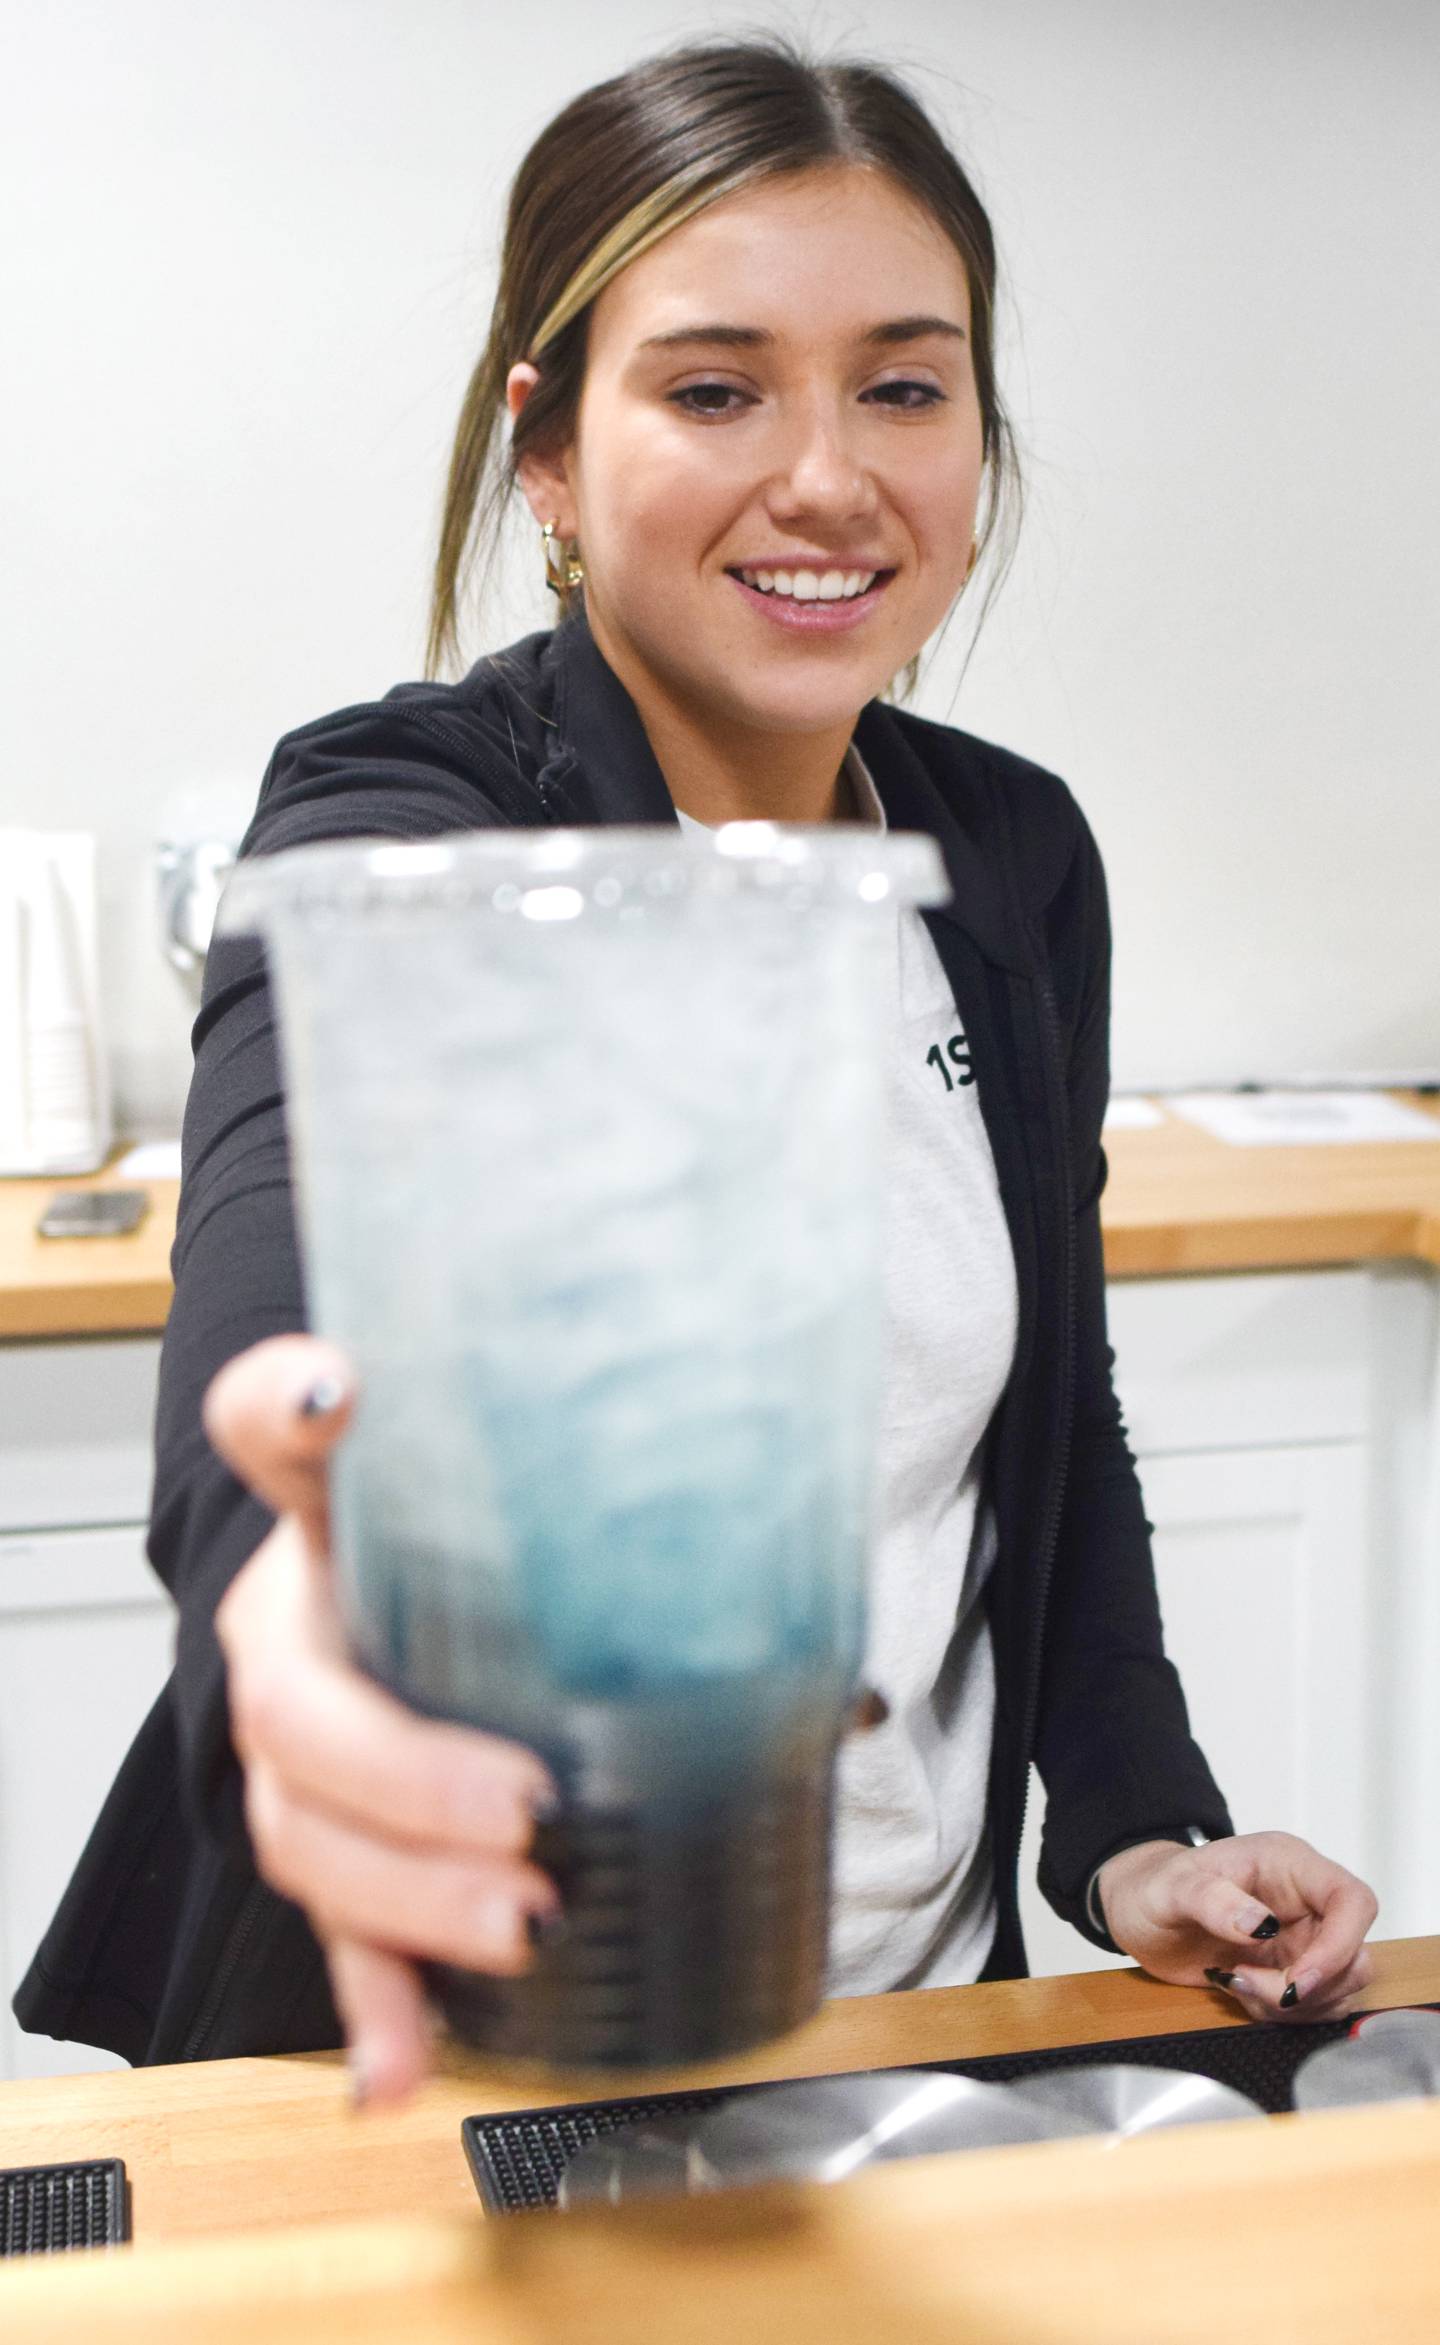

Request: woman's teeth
left=735, top=567, right=879, bottom=601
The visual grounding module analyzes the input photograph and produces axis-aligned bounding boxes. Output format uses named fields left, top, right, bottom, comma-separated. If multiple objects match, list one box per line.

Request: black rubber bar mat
left=0, top=2159, right=130, bottom=2255
left=463, top=2003, right=1440, bottom=2213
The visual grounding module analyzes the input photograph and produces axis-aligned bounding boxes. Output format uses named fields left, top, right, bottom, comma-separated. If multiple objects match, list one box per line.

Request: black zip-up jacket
left=16, top=612, right=1231, bottom=2064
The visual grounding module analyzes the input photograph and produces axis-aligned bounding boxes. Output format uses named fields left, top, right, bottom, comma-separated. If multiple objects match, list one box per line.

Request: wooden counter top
left=4, top=1097, right=1440, bottom=1339
left=2, top=1937, right=1438, bottom=2340
left=0, top=1156, right=178, bottom=1339
left=1101, top=1091, right=1440, bottom=1278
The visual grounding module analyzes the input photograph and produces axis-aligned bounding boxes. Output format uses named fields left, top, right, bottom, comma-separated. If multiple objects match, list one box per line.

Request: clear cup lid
left=215, top=822, right=950, bottom=935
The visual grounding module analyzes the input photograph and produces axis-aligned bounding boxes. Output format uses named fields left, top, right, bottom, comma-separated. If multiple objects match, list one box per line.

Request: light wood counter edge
left=1101, top=1204, right=1438, bottom=1279
left=5, top=2102, right=1440, bottom=2345
left=3, top=1947, right=1440, bottom=2342
left=1, top=1937, right=1437, bottom=2333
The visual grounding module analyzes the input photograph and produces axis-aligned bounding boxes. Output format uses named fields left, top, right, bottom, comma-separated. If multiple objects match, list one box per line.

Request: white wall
left=3, top=0, right=1436, bottom=1129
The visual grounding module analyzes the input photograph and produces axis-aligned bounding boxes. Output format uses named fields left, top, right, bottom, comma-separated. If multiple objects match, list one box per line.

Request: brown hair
left=425, top=37, right=1021, bottom=680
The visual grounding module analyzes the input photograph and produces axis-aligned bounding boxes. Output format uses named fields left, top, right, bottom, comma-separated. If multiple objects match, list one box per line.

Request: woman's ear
left=506, top=362, right=577, bottom=537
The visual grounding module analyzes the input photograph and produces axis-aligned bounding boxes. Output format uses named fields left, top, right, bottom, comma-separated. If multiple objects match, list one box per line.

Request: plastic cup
left=217, top=821, right=948, bottom=2064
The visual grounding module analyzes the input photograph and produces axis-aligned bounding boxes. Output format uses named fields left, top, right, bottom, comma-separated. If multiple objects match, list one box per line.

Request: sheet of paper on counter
left=1169, top=1091, right=1440, bottom=1147
left=114, top=1138, right=183, bottom=1179
left=1102, top=1097, right=1165, bottom=1131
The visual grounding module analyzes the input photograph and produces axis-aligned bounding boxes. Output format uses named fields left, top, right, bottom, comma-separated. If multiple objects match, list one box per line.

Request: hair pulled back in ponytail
left=425, top=37, right=1020, bottom=680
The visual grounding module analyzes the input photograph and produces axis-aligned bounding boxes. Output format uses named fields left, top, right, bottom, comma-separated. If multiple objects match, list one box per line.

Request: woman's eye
left=864, top=379, right=947, bottom=410
left=665, top=379, right=944, bottom=417
left=668, top=383, right=751, bottom=417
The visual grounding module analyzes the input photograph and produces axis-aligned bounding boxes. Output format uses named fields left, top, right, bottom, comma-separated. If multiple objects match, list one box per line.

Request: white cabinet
left=1144, top=1445, right=1370, bottom=1862
left=0, top=1338, right=173, bottom=2080
left=0, top=1338, right=166, bottom=1530
left=1019, top=1269, right=1386, bottom=1978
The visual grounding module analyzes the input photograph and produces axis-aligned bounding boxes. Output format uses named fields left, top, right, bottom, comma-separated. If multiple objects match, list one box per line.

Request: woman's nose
left=767, top=406, right=878, bottom=527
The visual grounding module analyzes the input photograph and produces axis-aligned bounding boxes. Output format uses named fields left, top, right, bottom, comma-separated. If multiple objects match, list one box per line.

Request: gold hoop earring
left=542, top=518, right=585, bottom=600
left=963, top=536, right=980, bottom=586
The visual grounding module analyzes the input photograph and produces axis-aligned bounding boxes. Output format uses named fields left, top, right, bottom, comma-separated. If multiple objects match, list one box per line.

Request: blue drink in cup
left=218, top=824, right=948, bottom=2065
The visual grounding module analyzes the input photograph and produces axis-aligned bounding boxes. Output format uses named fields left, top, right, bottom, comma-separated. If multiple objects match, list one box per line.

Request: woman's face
left=513, top=165, right=986, bottom=743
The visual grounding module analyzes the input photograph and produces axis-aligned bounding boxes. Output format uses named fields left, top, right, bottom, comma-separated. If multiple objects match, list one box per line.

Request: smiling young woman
left=504, top=166, right=986, bottom=821
left=15, top=37, right=1376, bottom=2094
left=426, top=40, right=1020, bottom=694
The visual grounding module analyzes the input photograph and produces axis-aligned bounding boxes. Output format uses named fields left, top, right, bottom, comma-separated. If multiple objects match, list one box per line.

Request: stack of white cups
left=0, top=831, right=111, bottom=1176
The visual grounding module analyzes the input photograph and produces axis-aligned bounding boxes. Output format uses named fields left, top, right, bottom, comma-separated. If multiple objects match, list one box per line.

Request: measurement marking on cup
left=926, top=1036, right=974, bottom=1092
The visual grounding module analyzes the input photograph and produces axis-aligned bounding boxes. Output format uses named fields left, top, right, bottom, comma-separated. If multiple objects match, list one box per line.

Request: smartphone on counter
left=35, top=1188, right=151, bottom=1238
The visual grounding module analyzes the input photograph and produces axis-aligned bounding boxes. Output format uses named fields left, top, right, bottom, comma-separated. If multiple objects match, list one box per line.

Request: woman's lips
left=727, top=572, right=893, bottom=633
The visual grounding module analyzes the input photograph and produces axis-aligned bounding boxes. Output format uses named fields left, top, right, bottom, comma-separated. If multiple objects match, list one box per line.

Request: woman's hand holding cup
left=205, top=1334, right=562, bottom=2106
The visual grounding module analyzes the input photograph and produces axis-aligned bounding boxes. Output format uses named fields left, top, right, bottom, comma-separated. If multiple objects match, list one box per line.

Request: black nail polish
left=1204, top=1967, right=1238, bottom=1991
left=526, top=1908, right=568, bottom=1951
left=1251, top=1913, right=1280, bottom=1941
left=1280, top=1981, right=1300, bottom=2009
left=299, top=1376, right=346, bottom=1419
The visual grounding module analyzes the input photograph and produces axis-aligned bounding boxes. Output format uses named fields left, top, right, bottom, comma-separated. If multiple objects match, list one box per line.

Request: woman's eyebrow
left=637, top=314, right=967, bottom=353
left=638, top=325, right=769, bottom=352
left=866, top=314, right=968, bottom=348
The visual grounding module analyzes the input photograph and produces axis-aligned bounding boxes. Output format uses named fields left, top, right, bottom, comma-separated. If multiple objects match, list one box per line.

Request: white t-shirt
left=676, top=752, right=1019, bottom=1994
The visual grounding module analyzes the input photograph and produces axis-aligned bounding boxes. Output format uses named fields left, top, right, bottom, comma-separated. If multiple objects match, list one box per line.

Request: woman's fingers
left=1107, top=1833, right=1380, bottom=2023
left=1195, top=1836, right=1379, bottom=2004
left=219, top=1522, right=556, bottom=1854
left=1287, top=1946, right=1375, bottom=2020
left=1153, top=1857, right=1279, bottom=1949
left=326, top=1936, right=432, bottom=2109
left=1265, top=1844, right=1380, bottom=2004
left=237, top=1635, right=553, bottom=1856
left=1212, top=1946, right=1374, bottom=2023
left=1166, top=1830, right=1380, bottom=2016
left=203, top=1333, right=356, bottom=1532
left=204, top=1335, right=568, bottom=2111
left=245, top=1755, right=560, bottom=1972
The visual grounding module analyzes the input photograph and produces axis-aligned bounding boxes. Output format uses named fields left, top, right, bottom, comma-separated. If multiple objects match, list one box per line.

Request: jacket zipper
left=179, top=1878, right=271, bottom=2061
left=1009, top=970, right=1079, bottom=1874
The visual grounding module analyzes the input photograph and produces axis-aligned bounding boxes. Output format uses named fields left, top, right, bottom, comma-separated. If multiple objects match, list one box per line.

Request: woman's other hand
left=205, top=1335, right=561, bottom=2106
left=1095, top=1831, right=1378, bottom=2020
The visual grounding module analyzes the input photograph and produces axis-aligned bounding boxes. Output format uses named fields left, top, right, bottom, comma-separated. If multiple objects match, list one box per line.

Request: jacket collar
left=550, top=610, right=679, bottom=827
left=854, top=701, right=1035, bottom=975
left=549, top=609, right=1033, bottom=974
